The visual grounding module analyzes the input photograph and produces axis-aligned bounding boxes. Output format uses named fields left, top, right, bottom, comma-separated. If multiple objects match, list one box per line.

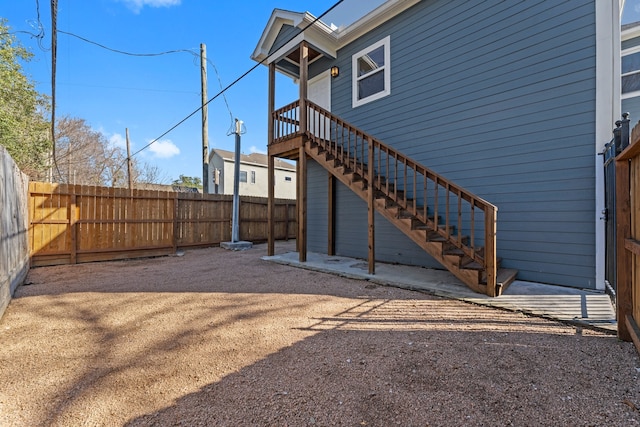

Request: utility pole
left=231, top=119, right=242, bottom=243
left=126, top=128, right=133, bottom=197
left=201, top=43, right=209, bottom=194
left=220, top=119, right=251, bottom=251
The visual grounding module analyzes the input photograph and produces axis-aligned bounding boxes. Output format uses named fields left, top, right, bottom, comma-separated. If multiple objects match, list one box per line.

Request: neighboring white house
left=208, top=148, right=296, bottom=199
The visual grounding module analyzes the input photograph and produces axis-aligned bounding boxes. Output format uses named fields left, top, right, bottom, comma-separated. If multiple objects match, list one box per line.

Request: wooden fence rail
left=28, top=182, right=296, bottom=267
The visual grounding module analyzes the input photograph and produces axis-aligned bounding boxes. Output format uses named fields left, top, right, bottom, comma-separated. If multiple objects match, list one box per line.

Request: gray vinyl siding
left=333, top=180, right=442, bottom=268
left=308, top=159, right=441, bottom=267
left=328, top=0, right=597, bottom=288
left=270, top=24, right=299, bottom=55
left=622, top=96, right=640, bottom=124
left=307, top=160, right=328, bottom=253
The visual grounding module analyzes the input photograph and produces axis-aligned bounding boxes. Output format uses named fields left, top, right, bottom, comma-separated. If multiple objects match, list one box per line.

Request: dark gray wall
left=307, top=159, right=443, bottom=268
left=324, top=0, right=598, bottom=288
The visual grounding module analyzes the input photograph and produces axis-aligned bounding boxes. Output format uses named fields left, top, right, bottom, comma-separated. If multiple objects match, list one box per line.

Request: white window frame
left=622, top=44, right=640, bottom=99
left=352, top=36, right=391, bottom=108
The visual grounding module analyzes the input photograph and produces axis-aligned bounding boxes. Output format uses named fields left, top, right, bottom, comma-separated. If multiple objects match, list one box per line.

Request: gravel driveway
left=1, top=243, right=639, bottom=426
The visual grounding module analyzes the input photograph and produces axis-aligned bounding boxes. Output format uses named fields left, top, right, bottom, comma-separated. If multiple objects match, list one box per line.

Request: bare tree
left=54, top=116, right=169, bottom=187
left=55, top=116, right=111, bottom=185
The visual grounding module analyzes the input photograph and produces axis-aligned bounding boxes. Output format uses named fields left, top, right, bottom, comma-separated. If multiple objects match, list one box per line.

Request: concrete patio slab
left=262, top=249, right=617, bottom=334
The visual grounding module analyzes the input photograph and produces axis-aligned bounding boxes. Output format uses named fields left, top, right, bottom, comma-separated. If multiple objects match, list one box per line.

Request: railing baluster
left=423, top=169, right=427, bottom=222
left=433, top=177, right=439, bottom=233
left=470, top=200, right=475, bottom=253
left=403, top=158, right=407, bottom=206
left=445, top=183, right=450, bottom=238
left=457, top=189, right=462, bottom=246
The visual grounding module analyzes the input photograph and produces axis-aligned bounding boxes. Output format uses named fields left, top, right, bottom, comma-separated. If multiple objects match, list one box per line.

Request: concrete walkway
left=262, top=249, right=617, bottom=334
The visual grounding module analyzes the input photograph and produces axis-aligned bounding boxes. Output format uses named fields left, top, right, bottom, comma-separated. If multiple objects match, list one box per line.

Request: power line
left=58, top=30, right=195, bottom=57
left=56, top=29, right=235, bottom=129
left=128, top=0, right=345, bottom=161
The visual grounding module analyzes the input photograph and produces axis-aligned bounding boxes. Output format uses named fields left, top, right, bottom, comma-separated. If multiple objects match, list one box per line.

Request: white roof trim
left=251, top=0, right=420, bottom=65
left=252, top=9, right=337, bottom=63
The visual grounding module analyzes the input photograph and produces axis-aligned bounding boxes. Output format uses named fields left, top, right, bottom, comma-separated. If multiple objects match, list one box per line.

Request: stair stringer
left=304, top=140, right=489, bottom=294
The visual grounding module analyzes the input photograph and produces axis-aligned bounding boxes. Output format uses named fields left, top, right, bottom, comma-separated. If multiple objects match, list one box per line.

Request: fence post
left=172, top=192, right=178, bottom=253
left=619, top=112, right=631, bottom=154
left=69, top=189, right=77, bottom=264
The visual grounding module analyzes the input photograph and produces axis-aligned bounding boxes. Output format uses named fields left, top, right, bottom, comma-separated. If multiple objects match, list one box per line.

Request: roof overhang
left=622, top=21, right=640, bottom=44
left=251, top=0, right=421, bottom=69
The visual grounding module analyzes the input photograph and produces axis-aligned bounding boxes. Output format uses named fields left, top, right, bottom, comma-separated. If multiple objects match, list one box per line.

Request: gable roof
left=251, top=0, right=420, bottom=65
left=211, top=148, right=295, bottom=171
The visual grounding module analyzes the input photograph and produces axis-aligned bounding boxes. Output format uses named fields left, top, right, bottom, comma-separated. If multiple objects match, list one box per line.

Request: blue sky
left=2, top=0, right=383, bottom=183
left=3, top=0, right=639, bottom=183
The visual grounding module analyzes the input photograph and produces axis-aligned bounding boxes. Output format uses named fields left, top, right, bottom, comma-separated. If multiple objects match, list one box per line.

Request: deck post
left=367, top=137, right=375, bottom=274
left=298, top=145, right=307, bottom=262
left=297, top=41, right=309, bottom=262
left=299, top=42, right=308, bottom=136
left=485, top=206, right=497, bottom=296
left=328, top=173, right=335, bottom=255
left=267, top=62, right=275, bottom=256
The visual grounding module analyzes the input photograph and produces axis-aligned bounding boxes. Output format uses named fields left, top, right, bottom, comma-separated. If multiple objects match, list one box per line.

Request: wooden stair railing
left=272, top=99, right=516, bottom=296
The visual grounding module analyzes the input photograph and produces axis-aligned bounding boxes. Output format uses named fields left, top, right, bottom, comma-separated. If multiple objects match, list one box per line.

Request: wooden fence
left=28, top=182, right=296, bottom=267
left=618, top=123, right=640, bottom=346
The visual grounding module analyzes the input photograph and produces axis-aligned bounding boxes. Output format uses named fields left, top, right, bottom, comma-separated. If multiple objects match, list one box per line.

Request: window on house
left=284, top=176, right=292, bottom=182
left=352, top=36, right=391, bottom=107
left=623, top=50, right=640, bottom=95
left=251, top=171, right=256, bottom=184
left=240, top=171, right=247, bottom=183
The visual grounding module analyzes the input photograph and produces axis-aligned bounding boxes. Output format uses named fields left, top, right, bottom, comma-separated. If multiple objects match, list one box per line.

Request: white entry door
left=307, top=70, right=331, bottom=140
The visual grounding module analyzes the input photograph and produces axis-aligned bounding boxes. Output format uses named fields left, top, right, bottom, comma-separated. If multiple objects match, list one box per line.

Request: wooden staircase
left=272, top=99, right=517, bottom=297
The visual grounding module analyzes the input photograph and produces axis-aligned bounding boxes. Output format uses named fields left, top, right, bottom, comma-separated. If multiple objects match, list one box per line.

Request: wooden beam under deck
left=268, top=136, right=304, bottom=159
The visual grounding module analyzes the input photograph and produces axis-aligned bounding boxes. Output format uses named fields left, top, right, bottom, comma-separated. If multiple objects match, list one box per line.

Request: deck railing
left=272, top=99, right=498, bottom=292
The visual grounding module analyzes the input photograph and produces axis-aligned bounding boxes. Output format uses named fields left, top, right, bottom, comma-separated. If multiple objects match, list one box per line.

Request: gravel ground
left=1, top=243, right=640, bottom=426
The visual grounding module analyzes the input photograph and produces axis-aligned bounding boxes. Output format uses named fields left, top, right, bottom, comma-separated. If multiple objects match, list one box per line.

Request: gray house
left=252, top=0, right=621, bottom=296
left=622, top=20, right=640, bottom=122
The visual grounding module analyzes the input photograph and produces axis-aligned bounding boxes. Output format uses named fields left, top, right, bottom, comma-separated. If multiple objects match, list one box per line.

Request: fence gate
left=602, top=114, right=630, bottom=299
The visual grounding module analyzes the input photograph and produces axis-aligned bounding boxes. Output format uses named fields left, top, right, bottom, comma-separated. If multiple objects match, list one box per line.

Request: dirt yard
left=1, top=243, right=639, bottom=426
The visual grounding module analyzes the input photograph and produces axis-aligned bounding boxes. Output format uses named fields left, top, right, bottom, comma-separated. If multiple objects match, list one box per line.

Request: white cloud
left=249, top=145, right=267, bottom=155
left=118, top=0, right=181, bottom=13
left=149, top=139, right=180, bottom=158
left=109, top=133, right=127, bottom=150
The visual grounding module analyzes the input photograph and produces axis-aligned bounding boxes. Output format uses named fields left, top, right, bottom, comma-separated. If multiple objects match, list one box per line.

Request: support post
left=297, top=42, right=309, bottom=260
left=299, top=42, right=309, bottom=135
left=298, top=145, right=307, bottom=262
left=201, top=43, right=209, bottom=194
left=232, top=119, right=242, bottom=243
left=367, top=138, right=375, bottom=274
left=485, top=206, right=498, bottom=296
left=267, top=62, right=275, bottom=256
left=328, top=173, right=335, bottom=255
